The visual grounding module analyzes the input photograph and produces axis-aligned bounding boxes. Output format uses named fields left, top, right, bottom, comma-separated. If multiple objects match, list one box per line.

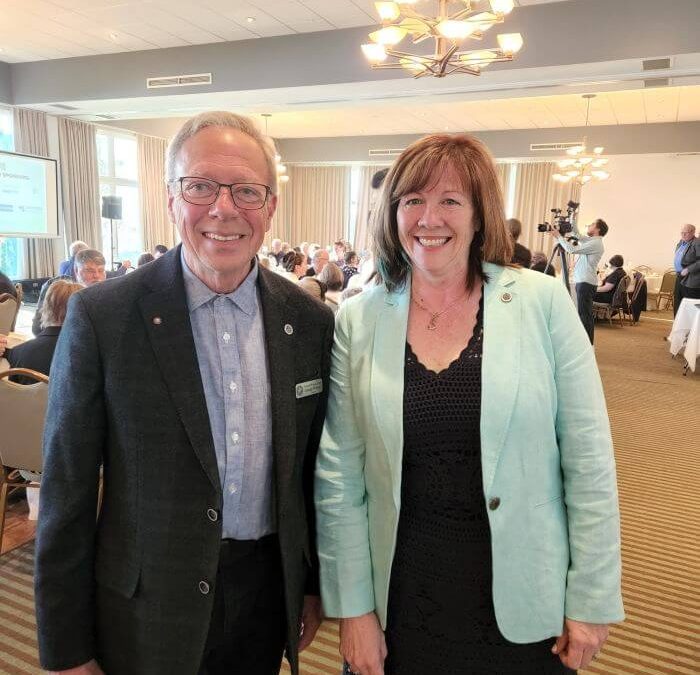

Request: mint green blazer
left=315, top=263, right=624, bottom=643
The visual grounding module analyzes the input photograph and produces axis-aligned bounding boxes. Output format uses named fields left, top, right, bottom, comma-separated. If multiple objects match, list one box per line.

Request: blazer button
left=488, top=497, right=501, bottom=511
left=207, top=508, right=219, bottom=522
left=198, top=580, right=210, bottom=595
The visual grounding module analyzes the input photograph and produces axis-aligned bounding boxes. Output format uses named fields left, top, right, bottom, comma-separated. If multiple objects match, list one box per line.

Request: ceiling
left=0, top=0, right=571, bottom=63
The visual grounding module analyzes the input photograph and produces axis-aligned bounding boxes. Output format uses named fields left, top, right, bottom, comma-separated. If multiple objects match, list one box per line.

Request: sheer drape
left=511, top=162, right=581, bottom=257
left=271, top=165, right=351, bottom=246
left=138, top=134, right=173, bottom=252
left=57, top=117, right=102, bottom=252
left=495, top=162, right=510, bottom=199
left=353, top=166, right=374, bottom=253
left=13, top=107, right=59, bottom=277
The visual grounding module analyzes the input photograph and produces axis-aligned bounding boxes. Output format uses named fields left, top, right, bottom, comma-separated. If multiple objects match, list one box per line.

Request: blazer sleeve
left=34, top=292, right=106, bottom=671
left=315, top=304, right=376, bottom=619
left=547, top=282, right=625, bottom=623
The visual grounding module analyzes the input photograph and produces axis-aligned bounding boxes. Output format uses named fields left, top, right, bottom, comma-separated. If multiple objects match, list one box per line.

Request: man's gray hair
left=165, top=111, right=279, bottom=195
left=69, top=240, right=88, bottom=256
left=75, top=248, right=106, bottom=268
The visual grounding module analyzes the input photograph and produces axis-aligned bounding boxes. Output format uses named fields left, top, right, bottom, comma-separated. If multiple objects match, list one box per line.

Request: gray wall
left=0, top=62, right=11, bottom=104
left=276, top=122, right=700, bottom=162
left=9, top=0, right=700, bottom=105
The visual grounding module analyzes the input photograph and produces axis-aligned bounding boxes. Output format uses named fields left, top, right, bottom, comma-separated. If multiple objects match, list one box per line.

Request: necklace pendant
left=427, top=314, right=439, bottom=330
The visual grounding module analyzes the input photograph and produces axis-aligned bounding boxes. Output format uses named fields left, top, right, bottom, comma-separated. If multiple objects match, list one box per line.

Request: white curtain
left=13, top=107, right=59, bottom=278
left=495, top=162, right=510, bottom=200
left=511, top=162, right=581, bottom=259
left=138, top=134, right=174, bottom=252
left=271, top=165, right=351, bottom=247
left=353, top=166, right=375, bottom=254
left=57, top=117, right=102, bottom=252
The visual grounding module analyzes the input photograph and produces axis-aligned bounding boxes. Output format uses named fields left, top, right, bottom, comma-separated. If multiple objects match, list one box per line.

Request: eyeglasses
left=172, top=177, right=271, bottom=209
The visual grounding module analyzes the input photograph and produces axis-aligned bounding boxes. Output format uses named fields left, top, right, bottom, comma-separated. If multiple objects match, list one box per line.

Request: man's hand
left=299, top=595, right=323, bottom=651
left=48, top=659, right=105, bottom=675
left=552, top=618, right=610, bottom=670
left=340, top=612, right=387, bottom=675
left=680, top=267, right=689, bottom=277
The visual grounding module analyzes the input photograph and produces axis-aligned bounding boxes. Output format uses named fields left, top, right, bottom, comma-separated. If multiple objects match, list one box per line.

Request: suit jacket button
left=488, top=497, right=501, bottom=511
left=198, top=580, right=210, bottom=595
left=207, top=508, right=218, bottom=522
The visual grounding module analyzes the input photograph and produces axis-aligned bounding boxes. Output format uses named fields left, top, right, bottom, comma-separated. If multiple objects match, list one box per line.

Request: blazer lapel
left=481, top=263, right=521, bottom=492
left=137, top=248, right=220, bottom=491
left=257, top=270, right=298, bottom=513
left=372, top=283, right=410, bottom=507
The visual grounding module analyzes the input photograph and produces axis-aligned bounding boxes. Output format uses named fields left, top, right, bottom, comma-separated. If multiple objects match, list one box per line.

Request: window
left=96, top=130, right=142, bottom=268
left=0, top=108, right=24, bottom=280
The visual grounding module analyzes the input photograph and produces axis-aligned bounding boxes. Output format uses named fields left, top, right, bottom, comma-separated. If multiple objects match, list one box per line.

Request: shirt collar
left=181, top=248, right=259, bottom=316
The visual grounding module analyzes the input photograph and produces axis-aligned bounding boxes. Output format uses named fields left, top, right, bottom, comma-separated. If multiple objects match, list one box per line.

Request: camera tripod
left=543, top=242, right=572, bottom=295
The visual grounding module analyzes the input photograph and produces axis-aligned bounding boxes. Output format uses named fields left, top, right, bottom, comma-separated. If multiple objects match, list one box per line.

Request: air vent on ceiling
left=51, top=104, right=79, bottom=111
left=642, top=58, right=671, bottom=71
left=530, top=142, right=582, bottom=152
left=147, top=73, right=212, bottom=89
left=95, top=114, right=116, bottom=120
left=644, top=78, right=670, bottom=88
left=369, top=148, right=404, bottom=157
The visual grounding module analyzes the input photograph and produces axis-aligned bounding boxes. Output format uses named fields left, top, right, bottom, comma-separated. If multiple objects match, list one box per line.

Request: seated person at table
left=594, top=255, right=626, bottom=304
left=0, top=269, right=17, bottom=297
left=530, top=251, right=556, bottom=277
left=32, top=248, right=107, bottom=335
left=1, top=280, right=82, bottom=384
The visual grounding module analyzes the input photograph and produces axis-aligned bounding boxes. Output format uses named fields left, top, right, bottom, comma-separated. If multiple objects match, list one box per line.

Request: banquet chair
left=0, top=368, right=48, bottom=553
left=656, top=270, right=677, bottom=311
left=0, top=293, right=19, bottom=334
left=593, top=275, right=630, bottom=327
left=632, top=265, right=653, bottom=274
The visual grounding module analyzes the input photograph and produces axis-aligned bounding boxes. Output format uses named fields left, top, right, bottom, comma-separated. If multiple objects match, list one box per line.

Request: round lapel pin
left=152, top=316, right=163, bottom=325
left=501, top=292, right=512, bottom=303
left=284, top=324, right=294, bottom=335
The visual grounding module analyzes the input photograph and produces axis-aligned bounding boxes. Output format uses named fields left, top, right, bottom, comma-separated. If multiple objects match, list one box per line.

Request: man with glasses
left=35, top=112, right=334, bottom=675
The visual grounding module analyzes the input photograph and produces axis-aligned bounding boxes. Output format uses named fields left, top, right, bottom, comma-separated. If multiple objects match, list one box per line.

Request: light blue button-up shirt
left=674, top=240, right=691, bottom=272
left=557, top=221, right=604, bottom=286
left=181, top=253, right=274, bottom=540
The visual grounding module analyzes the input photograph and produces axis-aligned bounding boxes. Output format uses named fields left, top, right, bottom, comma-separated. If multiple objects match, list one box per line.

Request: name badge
left=296, top=378, right=323, bottom=399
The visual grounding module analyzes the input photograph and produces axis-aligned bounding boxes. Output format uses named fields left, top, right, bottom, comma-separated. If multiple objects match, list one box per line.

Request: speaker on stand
left=101, top=195, right=123, bottom=268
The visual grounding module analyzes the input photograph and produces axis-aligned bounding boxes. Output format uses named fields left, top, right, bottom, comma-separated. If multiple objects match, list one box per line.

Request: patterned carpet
left=1, top=315, right=697, bottom=674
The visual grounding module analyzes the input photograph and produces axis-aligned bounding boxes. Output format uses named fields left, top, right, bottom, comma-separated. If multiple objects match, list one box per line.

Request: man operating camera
left=549, top=218, right=608, bottom=344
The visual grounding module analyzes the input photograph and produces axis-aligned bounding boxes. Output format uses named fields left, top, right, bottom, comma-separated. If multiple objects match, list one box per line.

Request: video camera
left=537, top=200, right=580, bottom=237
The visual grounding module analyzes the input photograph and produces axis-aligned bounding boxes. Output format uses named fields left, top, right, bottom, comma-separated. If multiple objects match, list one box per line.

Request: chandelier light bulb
left=591, top=158, right=608, bottom=167
left=496, top=32, right=523, bottom=55
left=369, top=25, right=407, bottom=45
left=489, top=0, right=515, bottom=14
left=437, top=20, right=476, bottom=40
left=279, top=175, right=290, bottom=183
left=362, top=42, right=388, bottom=62
left=460, top=50, right=498, bottom=66
left=277, top=164, right=287, bottom=174
left=591, top=170, right=610, bottom=180
left=374, top=1, right=401, bottom=21
left=400, top=57, right=427, bottom=72
left=580, top=175, right=592, bottom=184
left=593, top=146, right=604, bottom=154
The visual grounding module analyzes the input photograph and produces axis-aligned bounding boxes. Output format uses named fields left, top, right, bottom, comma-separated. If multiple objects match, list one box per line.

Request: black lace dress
left=384, top=301, right=574, bottom=675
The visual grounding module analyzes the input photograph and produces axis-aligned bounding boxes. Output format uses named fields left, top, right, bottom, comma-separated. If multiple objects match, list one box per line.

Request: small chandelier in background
left=261, top=113, right=289, bottom=184
left=361, top=0, right=523, bottom=78
left=552, top=94, right=611, bottom=186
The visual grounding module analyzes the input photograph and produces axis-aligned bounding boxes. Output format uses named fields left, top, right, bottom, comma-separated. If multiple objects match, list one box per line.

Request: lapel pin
left=284, top=324, right=294, bottom=335
left=500, top=292, right=512, bottom=303
left=152, top=316, right=163, bottom=325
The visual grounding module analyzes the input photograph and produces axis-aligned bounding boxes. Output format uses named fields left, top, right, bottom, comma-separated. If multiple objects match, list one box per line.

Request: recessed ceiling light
left=246, top=16, right=255, bottom=23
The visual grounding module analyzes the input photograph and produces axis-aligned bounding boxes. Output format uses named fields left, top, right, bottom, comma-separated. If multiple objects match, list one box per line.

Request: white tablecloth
left=669, top=298, right=700, bottom=372
left=645, top=274, right=663, bottom=295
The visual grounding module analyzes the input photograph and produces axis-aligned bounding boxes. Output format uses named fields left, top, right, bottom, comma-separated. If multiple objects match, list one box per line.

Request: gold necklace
left=411, top=290, right=470, bottom=330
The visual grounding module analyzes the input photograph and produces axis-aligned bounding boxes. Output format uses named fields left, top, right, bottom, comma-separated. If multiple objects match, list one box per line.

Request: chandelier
left=361, top=0, right=523, bottom=78
left=552, top=95, right=611, bottom=186
left=261, top=113, right=289, bottom=184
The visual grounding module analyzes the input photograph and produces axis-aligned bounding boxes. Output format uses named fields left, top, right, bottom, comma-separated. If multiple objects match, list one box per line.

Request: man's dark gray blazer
left=35, top=246, right=335, bottom=675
